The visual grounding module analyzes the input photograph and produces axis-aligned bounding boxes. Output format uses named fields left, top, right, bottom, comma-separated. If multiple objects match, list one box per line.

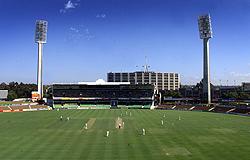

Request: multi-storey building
left=107, top=71, right=180, bottom=90
left=0, top=90, right=8, bottom=100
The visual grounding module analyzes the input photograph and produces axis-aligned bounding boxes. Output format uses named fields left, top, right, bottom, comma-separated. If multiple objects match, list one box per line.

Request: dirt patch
left=83, top=118, right=96, bottom=130
left=115, top=117, right=124, bottom=129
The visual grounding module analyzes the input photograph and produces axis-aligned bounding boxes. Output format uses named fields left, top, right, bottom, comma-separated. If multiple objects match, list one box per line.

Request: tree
left=7, top=90, right=18, bottom=100
left=222, top=92, right=238, bottom=99
left=162, top=90, right=182, bottom=98
left=238, top=92, right=250, bottom=100
left=0, top=82, right=38, bottom=100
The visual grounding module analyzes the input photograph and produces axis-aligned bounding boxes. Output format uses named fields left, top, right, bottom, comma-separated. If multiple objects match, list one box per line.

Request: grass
left=0, top=109, right=250, bottom=160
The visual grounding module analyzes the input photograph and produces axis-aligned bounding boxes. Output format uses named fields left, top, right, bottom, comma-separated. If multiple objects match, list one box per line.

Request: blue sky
left=1, top=0, right=250, bottom=85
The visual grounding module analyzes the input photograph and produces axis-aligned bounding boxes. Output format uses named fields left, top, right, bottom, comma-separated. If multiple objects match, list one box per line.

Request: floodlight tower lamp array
left=198, top=14, right=212, bottom=104
left=35, top=20, right=48, bottom=101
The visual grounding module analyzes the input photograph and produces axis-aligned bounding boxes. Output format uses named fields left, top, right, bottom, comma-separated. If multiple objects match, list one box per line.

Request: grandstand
left=9, top=105, right=30, bottom=110
left=157, top=103, right=250, bottom=116
left=0, top=106, right=10, bottom=111
left=0, top=101, right=49, bottom=112
left=52, top=79, right=155, bottom=109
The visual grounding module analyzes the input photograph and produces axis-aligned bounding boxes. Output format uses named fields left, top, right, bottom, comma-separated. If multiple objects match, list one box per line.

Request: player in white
left=85, top=123, right=88, bottom=130
left=142, top=128, right=145, bottom=135
left=106, top=130, right=110, bottom=137
left=60, top=115, right=63, bottom=121
left=161, top=120, right=164, bottom=125
left=67, top=117, right=70, bottom=121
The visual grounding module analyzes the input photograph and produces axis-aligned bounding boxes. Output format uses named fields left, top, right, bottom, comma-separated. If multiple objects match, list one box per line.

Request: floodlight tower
left=198, top=14, right=212, bottom=104
left=143, top=56, right=150, bottom=73
left=35, top=20, right=48, bottom=101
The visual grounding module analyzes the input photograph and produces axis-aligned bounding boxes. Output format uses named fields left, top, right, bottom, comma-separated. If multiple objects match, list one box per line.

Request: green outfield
left=0, top=109, right=250, bottom=160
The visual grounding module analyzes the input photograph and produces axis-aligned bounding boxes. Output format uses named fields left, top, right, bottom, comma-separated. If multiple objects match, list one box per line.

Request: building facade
left=107, top=72, right=180, bottom=90
left=242, top=82, right=250, bottom=92
left=0, top=90, right=8, bottom=100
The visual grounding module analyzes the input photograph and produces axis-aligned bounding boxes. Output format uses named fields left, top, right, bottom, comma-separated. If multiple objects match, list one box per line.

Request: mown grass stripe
left=0, top=110, right=250, bottom=160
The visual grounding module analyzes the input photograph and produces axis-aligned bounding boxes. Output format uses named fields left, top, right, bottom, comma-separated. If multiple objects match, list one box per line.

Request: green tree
left=162, top=90, right=182, bottom=98
left=7, top=90, right=18, bottom=100
left=222, top=92, right=238, bottom=99
left=238, top=92, right=250, bottom=100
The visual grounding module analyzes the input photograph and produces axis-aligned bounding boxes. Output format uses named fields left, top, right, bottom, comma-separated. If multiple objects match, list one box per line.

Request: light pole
left=35, top=20, right=48, bottom=101
left=198, top=14, right=212, bottom=104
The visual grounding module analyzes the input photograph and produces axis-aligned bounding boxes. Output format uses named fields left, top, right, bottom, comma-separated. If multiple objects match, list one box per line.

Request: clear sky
left=1, top=0, right=250, bottom=85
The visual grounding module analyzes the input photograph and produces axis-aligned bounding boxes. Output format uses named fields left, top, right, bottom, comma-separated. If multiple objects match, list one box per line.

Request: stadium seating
left=158, top=104, right=195, bottom=110
left=30, top=105, right=48, bottom=109
left=0, top=105, right=49, bottom=111
left=192, top=105, right=212, bottom=111
left=9, top=105, right=30, bottom=110
left=53, top=84, right=153, bottom=99
left=52, top=84, right=154, bottom=108
left=212, top=105, right=235, bottom=113
left=0, top=106, right=10, bottom=110
left=156, top=104, right=173, bottom=110
left=175, top=105, right=194, bottom=110
left=231, top=108, right=247, bottom=114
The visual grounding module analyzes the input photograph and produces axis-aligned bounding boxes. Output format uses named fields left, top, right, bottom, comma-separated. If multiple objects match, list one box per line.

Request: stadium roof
left=54, top=79, right=130, bottom=85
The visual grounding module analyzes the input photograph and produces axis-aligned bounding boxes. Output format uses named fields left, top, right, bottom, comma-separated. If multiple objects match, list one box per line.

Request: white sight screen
left=35, top=20, right=48, bottom=43
left=198, top=15, right=212, bottom=39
